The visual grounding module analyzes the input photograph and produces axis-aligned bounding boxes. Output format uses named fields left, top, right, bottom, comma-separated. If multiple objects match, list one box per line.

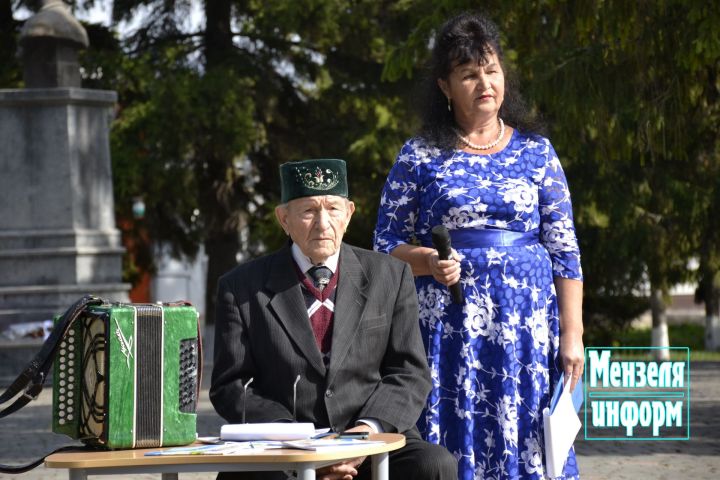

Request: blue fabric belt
left=448, top=228, right=540, bottom=249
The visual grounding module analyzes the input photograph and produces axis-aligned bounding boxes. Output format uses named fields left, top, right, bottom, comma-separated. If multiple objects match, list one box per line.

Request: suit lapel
left=327, top=243, right=368, bottom=385
left=266, top=246, right=327, bottom=377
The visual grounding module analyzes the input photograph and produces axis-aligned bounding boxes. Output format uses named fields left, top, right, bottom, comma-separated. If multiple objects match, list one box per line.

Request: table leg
left=161, top=474, right=179, bottom=480
left=297, top=464, right=317, bottom=480
left=371, top=452, right=389, bottom=480
left=68, top=469, right=87, bottom=480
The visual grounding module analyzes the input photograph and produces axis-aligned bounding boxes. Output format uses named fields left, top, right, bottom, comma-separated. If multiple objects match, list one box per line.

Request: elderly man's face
left=275, top=195, right=355, bottom=264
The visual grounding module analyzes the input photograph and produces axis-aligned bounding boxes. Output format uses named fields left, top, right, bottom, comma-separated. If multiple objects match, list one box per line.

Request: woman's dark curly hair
left=419, top=12, right=544, bottom=150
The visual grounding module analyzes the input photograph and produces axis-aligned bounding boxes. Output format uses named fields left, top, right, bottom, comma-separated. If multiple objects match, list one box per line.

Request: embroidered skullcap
left=279, top=159, right=348, bottom=203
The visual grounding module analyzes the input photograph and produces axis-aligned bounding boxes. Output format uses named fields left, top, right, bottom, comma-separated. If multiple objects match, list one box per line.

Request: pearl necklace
left=456, top=118, right=505, bottom=150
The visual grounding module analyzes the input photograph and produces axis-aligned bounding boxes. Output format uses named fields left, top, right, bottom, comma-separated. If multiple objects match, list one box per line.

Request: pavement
left=0, top=336, right=718, bottom=479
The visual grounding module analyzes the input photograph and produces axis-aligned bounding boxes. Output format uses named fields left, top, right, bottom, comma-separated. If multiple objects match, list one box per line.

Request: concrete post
left=0, top=88, right=130, bottom=329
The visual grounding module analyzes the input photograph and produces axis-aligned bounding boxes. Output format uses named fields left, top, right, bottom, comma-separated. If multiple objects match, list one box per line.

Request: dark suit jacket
left=209, top=242, right=431, bottom=434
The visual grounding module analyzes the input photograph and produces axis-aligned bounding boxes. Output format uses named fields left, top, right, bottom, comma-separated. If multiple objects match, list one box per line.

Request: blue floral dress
left=373, top=131, right=583, bottom=480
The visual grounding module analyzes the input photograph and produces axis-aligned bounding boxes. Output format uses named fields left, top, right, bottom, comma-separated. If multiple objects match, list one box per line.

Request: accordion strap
left=0, top=295, right=104, bottom=419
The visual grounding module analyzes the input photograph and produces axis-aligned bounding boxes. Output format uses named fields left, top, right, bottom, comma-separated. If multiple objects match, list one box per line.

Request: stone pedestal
left=0, top=88, right=130, bottom=331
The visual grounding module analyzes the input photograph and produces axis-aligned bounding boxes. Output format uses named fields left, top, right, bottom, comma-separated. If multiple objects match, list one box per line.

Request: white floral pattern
left=374, top=131, right=582, bottom=480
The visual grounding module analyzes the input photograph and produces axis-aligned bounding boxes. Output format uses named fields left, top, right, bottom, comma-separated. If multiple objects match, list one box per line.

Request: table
left=45, top=433, right=405, bottom=480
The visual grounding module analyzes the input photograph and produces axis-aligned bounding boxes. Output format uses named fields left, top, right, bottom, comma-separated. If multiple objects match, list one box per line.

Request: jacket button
left=325, top=389, right=334, bottom=398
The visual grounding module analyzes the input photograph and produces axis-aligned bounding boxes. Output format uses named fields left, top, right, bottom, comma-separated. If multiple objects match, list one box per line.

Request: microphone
left=292, top=374, right=301, bottom=421
left=431, top=225, right=463, bottom=305
left=241, top=377, right=253, bottom=423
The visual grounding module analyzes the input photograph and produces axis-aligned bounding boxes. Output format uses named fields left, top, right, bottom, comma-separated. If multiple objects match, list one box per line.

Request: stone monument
left=19, top=0, right=89, bottom=88
left=0, top=0, right=129, bottom=346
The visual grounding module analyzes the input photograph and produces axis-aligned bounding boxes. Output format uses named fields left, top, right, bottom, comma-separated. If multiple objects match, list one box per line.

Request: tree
left=104, top=0, right=429, bottom=322
left=6, top=1, right=718, bottom=343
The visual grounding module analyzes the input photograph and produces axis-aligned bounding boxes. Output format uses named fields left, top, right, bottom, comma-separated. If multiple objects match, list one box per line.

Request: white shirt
left=291, top=243, right=339, bottom=277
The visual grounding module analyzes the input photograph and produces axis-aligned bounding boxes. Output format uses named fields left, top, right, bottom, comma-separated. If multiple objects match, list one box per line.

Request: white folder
left=543, top=379, right=582, bottom=478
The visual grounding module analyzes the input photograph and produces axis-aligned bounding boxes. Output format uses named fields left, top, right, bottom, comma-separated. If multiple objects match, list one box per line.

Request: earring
left=447, top=98, right=452, bottom=112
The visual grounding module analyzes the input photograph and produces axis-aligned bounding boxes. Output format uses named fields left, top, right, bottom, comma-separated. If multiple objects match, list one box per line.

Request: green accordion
left=52, top=302, right=201, bottom=449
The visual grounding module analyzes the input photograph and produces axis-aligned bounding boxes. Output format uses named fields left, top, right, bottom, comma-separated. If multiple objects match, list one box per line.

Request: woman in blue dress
left=373, top=12, right=584, bottom=480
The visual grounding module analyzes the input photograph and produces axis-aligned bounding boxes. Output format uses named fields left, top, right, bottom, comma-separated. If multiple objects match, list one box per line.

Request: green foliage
left=512, top=1, right=720, bottom=337
left=582, top=294, right=650, bottom=347
left=616, top=323, right=706, bottom=352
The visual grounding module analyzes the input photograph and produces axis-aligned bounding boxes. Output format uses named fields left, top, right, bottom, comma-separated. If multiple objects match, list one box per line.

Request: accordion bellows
left=52, top=303, right=200, bottom=449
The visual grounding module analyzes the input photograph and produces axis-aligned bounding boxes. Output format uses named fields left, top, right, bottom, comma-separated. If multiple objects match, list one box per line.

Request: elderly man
left=210, top=159, right=457, bottom=480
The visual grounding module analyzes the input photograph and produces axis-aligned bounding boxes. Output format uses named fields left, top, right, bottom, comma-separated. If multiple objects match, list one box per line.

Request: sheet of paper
left=145, top=442, right=271, bottom=456
left=144, top=438, right=386, bottom=456
left=220, top=422, right=316, bottom=441
left=544, top=379, right=582, bottom=478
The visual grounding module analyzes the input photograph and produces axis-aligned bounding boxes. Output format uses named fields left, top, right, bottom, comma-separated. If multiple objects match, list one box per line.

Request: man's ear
left=275, top=205, right=289, bottom=235
left=345, top=200, right=356, bottom=228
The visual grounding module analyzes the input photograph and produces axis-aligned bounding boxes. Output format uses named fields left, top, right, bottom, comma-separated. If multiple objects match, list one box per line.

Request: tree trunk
left=201, top=0, right=238, bottom=325
left=204, top=233, right=240, bottom=326
left=0, top=0, right=19, bottom=85
left=650, top=288, right=670, bottom=360
left=700, top=268, right=720, bottom=351
left=204, top=0, right=233, bottom=68
left=0, top=0, right=12, bottom=27
left=705, top=304, right=720, bottom=352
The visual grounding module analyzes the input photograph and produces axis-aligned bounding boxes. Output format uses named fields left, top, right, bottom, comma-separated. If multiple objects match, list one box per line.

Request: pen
left=337, top=432, right=369, bottom=440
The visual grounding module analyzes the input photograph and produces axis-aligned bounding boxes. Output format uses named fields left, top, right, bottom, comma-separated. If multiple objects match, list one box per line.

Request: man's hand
left=316, top=425, right=372, bottom=480
left=316, top=457, right=365, bottom=480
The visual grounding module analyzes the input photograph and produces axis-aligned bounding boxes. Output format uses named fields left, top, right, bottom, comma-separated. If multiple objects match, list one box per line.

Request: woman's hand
left=560, top=330, right=584, bottom=392
left=427, top=249, right=461, bottom=286
left=554, top=277, right=585, bottom=392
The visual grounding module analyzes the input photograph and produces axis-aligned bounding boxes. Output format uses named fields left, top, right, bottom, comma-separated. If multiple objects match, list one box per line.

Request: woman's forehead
left=450, top=51, right=500, bottom=70
left=449, top=46, right=498, bottom=67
